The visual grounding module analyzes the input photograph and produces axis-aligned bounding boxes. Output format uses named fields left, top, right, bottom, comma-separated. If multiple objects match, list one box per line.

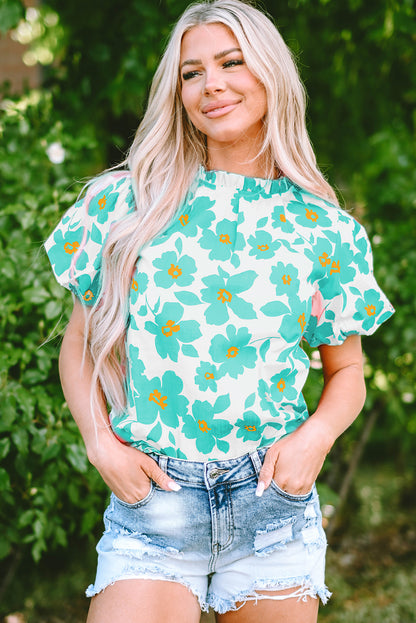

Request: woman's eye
left=182, top=70, right=200, bottom=81
left=223, top=59, right=244, bottom=69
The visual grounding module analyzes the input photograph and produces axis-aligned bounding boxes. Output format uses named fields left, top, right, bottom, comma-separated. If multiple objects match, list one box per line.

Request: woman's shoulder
left=81, top=169, right=136, bottom=215
left=288, top=184, right=369, bottom=238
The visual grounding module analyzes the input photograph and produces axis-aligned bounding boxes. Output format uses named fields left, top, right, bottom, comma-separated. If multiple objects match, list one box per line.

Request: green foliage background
left=0, top=0, right=415, bottom=589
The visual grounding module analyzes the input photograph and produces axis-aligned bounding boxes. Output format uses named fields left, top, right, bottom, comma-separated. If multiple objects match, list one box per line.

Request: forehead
left=180, top=23, right=239, bottom=62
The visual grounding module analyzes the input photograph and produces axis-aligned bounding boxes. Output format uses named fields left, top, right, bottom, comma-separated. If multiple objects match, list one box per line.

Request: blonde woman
left=45, top=1, right=394, bottom=621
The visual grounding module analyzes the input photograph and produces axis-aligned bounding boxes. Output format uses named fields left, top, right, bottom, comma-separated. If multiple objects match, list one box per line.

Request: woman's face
left=180, top=23, right=267, bottom=156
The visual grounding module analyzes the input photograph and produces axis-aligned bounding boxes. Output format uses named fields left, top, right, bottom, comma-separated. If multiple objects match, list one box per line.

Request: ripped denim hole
left=254, top=517, right=295, bottom=556
left=113, top=534, right=183, bottom=559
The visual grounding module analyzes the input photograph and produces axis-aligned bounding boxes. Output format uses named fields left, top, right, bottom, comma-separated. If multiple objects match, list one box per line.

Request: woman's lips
left=202, top=100, right=240, bottom=118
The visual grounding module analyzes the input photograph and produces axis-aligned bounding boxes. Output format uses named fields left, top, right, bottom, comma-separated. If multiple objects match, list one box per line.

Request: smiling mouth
left=202, top=101, right=240, bottom=118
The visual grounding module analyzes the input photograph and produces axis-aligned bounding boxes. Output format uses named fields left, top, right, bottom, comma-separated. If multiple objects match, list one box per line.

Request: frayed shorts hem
left=86, top=573, right=210, bottom=612
left=86, top=573, right=331, bottom=613
left=87, top=449, right=331, bottom=612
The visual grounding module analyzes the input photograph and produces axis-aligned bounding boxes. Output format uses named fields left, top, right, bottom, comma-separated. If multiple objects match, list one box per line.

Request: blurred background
left=0, top=0, right=415, bottom=621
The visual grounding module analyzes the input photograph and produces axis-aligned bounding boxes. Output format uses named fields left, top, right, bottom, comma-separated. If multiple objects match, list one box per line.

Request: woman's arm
left=59, top=299, right=181, bottom=502
left=257, top=334, right=366, bottom=496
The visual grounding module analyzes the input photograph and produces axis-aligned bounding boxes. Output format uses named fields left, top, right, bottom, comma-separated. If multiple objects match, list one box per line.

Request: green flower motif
left=69, top=273, right=99, bottom=306
left=145, top=301, right=201, bottom=362
left=195, top=362, right=218, bottom=391
left=271, top=205, right=295, bottom=233
left=169, top=196, right=216, bottom=239
left=209, top=325, right=257, bottom=379
left=158, top=446, right=188, bottom=460
left=201, top=266, right=257, bottom=325
left=258, top=379, right=278, bottom=417
left=303, top=313, right=338, bottom=346
left=153, top=251, right=197, bottom=288
left=269, top=367, right=298, bottom=402
left=286, top=200, right=332, bottom=229
left=199, top=218, right=245, bottom=260
left=353, top=289, right=386, bottom=331
left=131, top=270, right=149, bottom=305
left=307, top=233, right=357, bottom=304
left=304, top=236, right=335, bottom=284
left=86, top=180, right=121, bottom=224
left=47, top=225, right=88, bottom=278
left=278, top=297, right=310, bottom=345
left=131, top=365, right=189, bottom=429
left=235, top=411, right=265, bottom=442
left=325, top=229, right=358, bottom=285
left=257, top=378, right=305, bottom=427
left=336, top=241, right=358, bottom=292
left=248, top=230, right=280, bottom=259
left=181, top=395, right=233, bottom=455
left=270, top=262, right=300, bottom=300
left=351, top=220, right=371, bottom=275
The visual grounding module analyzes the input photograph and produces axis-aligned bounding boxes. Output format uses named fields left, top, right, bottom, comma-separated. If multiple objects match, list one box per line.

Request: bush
left=0, top=90, right=107, bottom=563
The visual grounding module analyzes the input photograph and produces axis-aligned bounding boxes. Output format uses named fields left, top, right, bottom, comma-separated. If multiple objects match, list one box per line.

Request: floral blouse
left=45, top=167, right=394, bottom=461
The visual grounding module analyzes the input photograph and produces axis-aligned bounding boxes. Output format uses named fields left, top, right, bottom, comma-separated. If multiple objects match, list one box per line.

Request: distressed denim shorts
left=86, top=448, right=331, bottom=613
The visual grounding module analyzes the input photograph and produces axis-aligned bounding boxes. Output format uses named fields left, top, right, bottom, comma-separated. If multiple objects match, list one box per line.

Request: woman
left=45, top=1, right=394, bottom=621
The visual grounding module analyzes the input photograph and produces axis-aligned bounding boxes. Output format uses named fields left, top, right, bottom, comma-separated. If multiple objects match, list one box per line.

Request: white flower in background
left=46, top=141, right=65, bottom=164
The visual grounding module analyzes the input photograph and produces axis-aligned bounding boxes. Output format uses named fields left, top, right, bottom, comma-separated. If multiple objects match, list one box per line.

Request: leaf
left=244, top=392, right=256, bottom=408
left=91, top=222, right=103, bottom=244
left=175, top=237, right=183, bottom=255
left=66, top=444, right=88, bottom=473
left=0, top=537, right=11, bottom=559
left=0, top=468, right=11, bottom=490
left=259, top=339, right=271, bottom=361
left=256, top=216, right=268, bottom=228
left=260, top=301, right=289, bottom=317
left=181, top=344, right=198, bottom=357
left=168, top=431, right=175, bottom=445
left=175, top=291, right=201, bottom=305
left=0, top=0, right=24, bottom=34
left=44, top=300, right=62, bottom=319
left=216, top=439, right=230, bottom=453
left=12, top=429, right=29, bottom=454
left=230, top=254, right=240, bottom=268
left=0, top=438, right=10, bottom=460
left=214, top=394, right=231, bottom=413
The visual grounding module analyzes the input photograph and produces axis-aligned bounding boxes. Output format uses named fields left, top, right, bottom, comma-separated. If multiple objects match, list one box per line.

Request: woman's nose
left=203, top=69, right=225, bottom=95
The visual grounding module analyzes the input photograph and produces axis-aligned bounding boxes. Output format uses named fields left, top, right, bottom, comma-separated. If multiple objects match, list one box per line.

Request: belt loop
left=158, top=455, right=168, bottom=474
left=249, top=449, right=263, bottom=477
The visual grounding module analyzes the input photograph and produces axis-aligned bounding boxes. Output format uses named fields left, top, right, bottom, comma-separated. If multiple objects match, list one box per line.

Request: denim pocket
left=270, top=480, right=314, bottom=503
left=112, top=481, right=155, bottom=509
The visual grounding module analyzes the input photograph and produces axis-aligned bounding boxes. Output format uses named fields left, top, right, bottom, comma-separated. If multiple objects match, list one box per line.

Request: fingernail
left=168, top=481, right=181, bottom=492
left=255, top=481, right=265, bottom=497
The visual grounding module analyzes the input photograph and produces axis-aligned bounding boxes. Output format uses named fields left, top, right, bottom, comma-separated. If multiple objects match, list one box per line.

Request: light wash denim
left=86, top=448, right=331, bottom=613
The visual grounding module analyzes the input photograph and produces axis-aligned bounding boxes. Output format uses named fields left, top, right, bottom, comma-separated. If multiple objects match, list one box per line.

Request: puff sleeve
left=44, top=171, right=136, bottom=306
left=304, top=210, right=394, bottom=347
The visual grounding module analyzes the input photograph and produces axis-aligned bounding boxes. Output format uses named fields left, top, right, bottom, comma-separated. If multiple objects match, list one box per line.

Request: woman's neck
left=206, top=140, right=276, bottom=179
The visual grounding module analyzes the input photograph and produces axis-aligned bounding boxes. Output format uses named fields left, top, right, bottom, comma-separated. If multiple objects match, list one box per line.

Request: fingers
left=141, top=454, right=181, bottom=492
left=256, top=445, right=278, bottom=497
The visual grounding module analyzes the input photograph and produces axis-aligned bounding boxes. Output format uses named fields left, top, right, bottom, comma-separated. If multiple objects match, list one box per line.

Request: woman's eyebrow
left=180, top=47, right=242, bottom=69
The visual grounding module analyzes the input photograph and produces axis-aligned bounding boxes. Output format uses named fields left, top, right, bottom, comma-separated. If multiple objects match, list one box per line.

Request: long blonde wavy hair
left=85, top=0, right=339, bottom=421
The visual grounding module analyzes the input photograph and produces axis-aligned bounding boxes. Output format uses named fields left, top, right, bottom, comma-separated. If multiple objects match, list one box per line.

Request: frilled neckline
left=197, top=165, right=292, bottom=194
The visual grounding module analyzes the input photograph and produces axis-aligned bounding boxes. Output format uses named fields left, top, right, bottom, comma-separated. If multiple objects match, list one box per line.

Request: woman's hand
left=88, top=432, right=181, bottom=504
left=256, top=335, right=366, bottom=497
left=256, top=417, right=332, bottom=497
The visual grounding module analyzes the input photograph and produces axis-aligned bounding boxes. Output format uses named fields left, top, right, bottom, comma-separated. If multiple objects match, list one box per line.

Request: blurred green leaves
left=0, top=0, right=415, bottom=566
left=0, top=91, right=106, bottom=562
